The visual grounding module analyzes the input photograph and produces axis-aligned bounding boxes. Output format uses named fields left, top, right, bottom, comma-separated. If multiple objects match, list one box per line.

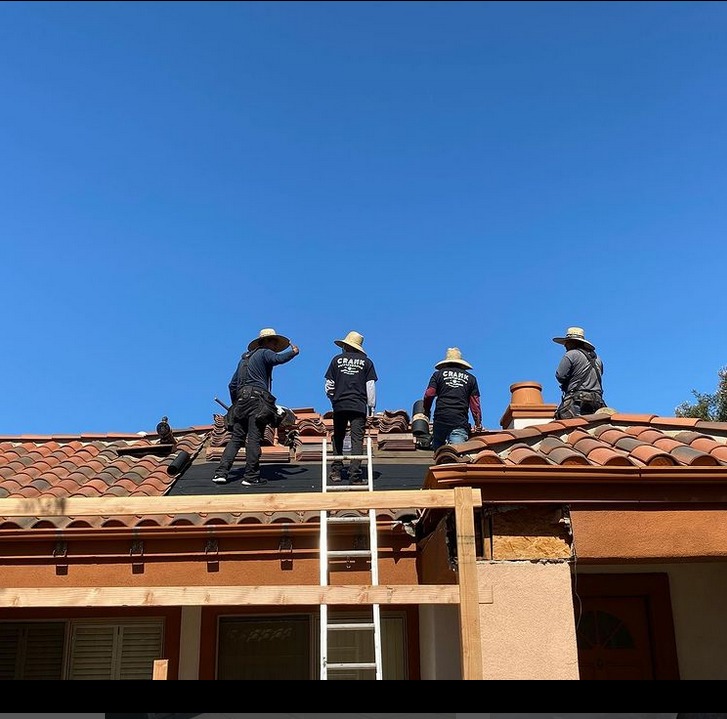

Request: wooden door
left=574, top=573, right=679, bottom=680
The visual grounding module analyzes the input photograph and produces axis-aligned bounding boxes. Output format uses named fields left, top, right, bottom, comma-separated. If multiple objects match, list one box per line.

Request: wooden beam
left=0, top=488, right=482, bottom=517
left=152, top=658, right=168, bottom=680
left=453, top=486, right=484, bottom=680
left=0, top=584, right=463, bottom=607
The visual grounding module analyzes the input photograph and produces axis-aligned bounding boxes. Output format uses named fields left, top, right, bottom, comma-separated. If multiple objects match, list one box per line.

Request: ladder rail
left=320, top=433, right=329, bottom=680
left=319, top=426, right=383, bottom=680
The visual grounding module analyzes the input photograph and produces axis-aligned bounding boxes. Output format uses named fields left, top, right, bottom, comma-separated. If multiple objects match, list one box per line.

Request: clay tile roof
left=4, top=405, right=727, bottom=531
left=669, top=445, right=720, bottom=466
left=546, top=447, right=591, bottom=466
left=506, top=446, right=551, bottom=465
left=471, top=449, right=505, bottom=465
left=571, top=436, right=608, bottom=456
left=433, top=446, right=469, bottom=465
left=630, top=445, right=677, bottom=466
left=610, top=413, right=656, bottom=423
left=478, top=432, right=516, bottom=446
left=652, top=416, right=702, bottom=428
left=0, top=430, right=209, bottom=526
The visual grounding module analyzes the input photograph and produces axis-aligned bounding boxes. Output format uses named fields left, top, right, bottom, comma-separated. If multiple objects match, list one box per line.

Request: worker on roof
left=212, top=328, right=299, bottom=486
left=324, top=330, right=378, bottom=484
left=553, top=326, right=606, bottom=419
left=422, top=347, right=482, bottom=451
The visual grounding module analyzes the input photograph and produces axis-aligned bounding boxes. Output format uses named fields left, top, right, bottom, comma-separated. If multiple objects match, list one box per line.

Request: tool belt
left=233, top=386, right=278, bottom=426
left=555, top=390, right=604, bottom=420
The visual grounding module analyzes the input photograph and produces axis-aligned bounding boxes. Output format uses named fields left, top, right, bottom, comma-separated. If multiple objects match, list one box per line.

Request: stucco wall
left=571, top=508, right=727, bottom=560
left=479, top=561, right=580, bottom=680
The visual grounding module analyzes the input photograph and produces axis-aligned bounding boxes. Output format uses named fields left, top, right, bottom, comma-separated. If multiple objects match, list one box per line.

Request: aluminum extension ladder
left=319, top=432, right=383, bottom=680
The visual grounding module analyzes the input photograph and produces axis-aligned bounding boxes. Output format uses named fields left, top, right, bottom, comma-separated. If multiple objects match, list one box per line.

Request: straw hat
left=248, top=328, right=291, bottom=352
left=552, top=326, right=595, bottom=351
left=334, top=330, right=366, bottom=354
left=434, top=347, right=472, bottom=370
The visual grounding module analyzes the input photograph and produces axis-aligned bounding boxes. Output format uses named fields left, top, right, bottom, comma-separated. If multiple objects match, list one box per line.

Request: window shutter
left=68, top=624, right=116, bottom=679
left=118, top=622, right=164, bottom=680
left=0, top=622, right=64, bottom=679
left=21, top=622, right=65, bottom=679
left=69, top=621, right=163, bottom=680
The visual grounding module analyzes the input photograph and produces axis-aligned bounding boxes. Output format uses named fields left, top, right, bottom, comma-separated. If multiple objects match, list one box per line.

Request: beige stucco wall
left=479, top=561, right=580, bottom=680
left=577, top=562, right=727, bottom=680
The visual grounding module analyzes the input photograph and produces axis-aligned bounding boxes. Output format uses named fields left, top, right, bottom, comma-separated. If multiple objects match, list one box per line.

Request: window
left=0, top=621, right=65, bottom=679
left=0, top=618, right=164, bottom=680
left=68, top=620, right=164, bottom=679
left=217, top=612, right=407, bottom=679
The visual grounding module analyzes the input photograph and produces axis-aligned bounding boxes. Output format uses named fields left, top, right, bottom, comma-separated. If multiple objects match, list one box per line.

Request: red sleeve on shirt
left=469, top=394, right=482, bottom=424
left=422, top=386, right=437, bottom=415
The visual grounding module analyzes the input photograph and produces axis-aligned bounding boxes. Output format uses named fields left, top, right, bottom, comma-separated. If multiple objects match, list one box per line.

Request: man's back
left=325, top=350, right=377, bottom=414
left=556, top=347, right=603, bottom=395
left=429, top=367, right=479, bottom=424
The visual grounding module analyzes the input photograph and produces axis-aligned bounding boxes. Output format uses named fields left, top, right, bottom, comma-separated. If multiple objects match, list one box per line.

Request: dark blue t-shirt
left=427, top=367, right=480, bottom=426
left=325, top=351, right=378, bottom=413
left=228, top=346, right=297, bottom=401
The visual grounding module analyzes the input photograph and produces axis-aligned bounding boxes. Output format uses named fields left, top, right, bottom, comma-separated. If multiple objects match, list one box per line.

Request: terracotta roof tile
left=557, top=417, right=591, bottom=429
left=477, top=431, right=517, bottom=445
left=572, top=436, right=608, bottom=455
left=471, top=449, right=505, bottom=465
left=630, top=445, right=676, bottom=466
left=546, top=447, right=591, bottom=465
left=670, top=445, right=720, bottom=466
left=610, top=413, right=656, bottom=423
left=652, top=416, right=702, bottom=428
left=506, top=446, right=551, bottom=465
left=614, top=436, right=644, bottom=452
left=586, top=448, right=634, bottom=466
left=537, top=436, right=569, bottom=454
left=693, top=421, right=727, bottom=433
left=510, top=426, right=544, bottom=440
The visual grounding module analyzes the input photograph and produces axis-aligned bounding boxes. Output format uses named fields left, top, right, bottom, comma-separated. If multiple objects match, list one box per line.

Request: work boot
left=349, top=471, right=365, bottom=484
left=328, top=465, right=343, bottom=483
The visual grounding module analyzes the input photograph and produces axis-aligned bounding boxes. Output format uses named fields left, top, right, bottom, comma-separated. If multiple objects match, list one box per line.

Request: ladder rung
left=326, top=454, right=369, bottom=460
left=326, top=622, right=375, bottom=631
left=326, top=662, right=378, bottom=670
left=327, top=549, right=371, bottom=557
left=325, top=516, right=370, bottom=524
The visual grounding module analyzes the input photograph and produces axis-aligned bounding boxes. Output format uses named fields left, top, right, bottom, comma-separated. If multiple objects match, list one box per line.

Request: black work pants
left=331, top=410, right=366, bottom=476
left=216, top=387, right=275, bottom=481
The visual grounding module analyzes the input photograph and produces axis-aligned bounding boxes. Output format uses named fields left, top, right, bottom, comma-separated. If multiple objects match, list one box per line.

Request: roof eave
left=426, top=464, right=727, bottom=504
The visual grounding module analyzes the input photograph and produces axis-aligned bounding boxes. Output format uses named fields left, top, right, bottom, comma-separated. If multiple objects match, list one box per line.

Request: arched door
left=574, top=573, right=679, bottom=680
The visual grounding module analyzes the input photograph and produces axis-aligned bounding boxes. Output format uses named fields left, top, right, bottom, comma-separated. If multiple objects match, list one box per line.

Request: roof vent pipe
left=411, top=399, right=430, bottom=438
left=167, top=450, right=191, bottom=476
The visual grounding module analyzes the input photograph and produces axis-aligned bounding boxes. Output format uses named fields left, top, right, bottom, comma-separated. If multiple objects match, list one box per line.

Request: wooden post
left=454, top=485, right=484, bottom=680
left=153, top=658, right=169, bottom=680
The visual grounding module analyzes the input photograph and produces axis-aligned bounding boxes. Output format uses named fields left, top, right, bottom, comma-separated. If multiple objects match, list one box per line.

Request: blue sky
left=1, top=1, right=726, bottom=434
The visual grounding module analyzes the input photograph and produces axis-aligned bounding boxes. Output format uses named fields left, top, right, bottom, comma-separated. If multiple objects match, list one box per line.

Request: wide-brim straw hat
left=334, top=330, right=366, bottom=354
left=248, top=328, right=291, bottom=353
left=435, top=347, right=472, bottom=369
left=552, top=326, right=595, bottom=351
